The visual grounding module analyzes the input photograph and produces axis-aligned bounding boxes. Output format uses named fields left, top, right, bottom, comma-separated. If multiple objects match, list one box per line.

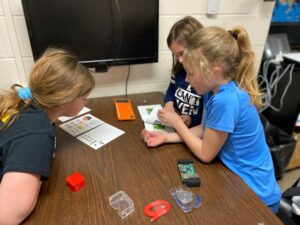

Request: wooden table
left=22, top=92, right=283, bottom=225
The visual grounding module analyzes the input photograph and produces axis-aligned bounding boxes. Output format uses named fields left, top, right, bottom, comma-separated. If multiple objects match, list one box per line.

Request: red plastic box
left=66, top=172, right=85, bottom=192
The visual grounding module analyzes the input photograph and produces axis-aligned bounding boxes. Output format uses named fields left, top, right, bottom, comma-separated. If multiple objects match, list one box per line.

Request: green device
left=177, top=159, right=201, bottom=187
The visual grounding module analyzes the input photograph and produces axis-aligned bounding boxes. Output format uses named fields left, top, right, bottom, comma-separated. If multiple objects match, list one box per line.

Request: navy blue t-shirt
left=0, top=105, right=55, bottom=181
left=164, top=69, right=203, bottom=127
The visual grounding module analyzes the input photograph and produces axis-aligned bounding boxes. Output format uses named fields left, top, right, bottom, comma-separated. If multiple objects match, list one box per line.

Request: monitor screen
left=21, top=0, right=159, bottom=71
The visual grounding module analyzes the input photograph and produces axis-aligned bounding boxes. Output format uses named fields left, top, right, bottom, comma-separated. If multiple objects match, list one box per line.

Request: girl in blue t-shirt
left=142, top=25, right=281, bottom=213
left=164, top=16, right=203, bottom=127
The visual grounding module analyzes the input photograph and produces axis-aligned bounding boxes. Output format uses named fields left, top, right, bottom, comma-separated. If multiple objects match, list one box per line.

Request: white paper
left=137, top=104, right=174, bottom=133
left=58, top=107, right=91, bottom=122
left=59, top=114, right=104, bottom=136
left=138, top=104, right=162, bottom=124
left=77, top=123, right=125, bottom=150
left=144, top=122, right=175, bottom=133
left=59, top=113, right=125, bottom=149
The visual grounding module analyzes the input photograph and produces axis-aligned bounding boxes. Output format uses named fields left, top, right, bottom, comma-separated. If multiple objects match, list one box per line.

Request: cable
left=259, top=60, right=280, bottom=112
left=269, top=63, right=294, bottom=112
left=270, top=63, right=291, bottom=101
left=125, top=65, right=131, bottom=98
left=259, top=59, right=295, bottom=113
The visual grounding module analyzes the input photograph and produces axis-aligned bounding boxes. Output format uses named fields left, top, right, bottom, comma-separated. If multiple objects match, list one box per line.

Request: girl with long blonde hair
left=142, top=26, right=281, bottom=213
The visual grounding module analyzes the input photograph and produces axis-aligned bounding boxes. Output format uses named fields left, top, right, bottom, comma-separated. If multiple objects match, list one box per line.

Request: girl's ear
left=212, top=66, right=223, bottom=80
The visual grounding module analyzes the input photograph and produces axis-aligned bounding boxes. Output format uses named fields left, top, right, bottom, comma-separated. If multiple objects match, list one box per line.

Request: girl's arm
left=142, top=120, right=227, bottom=163
left=173, top=121, right=228, bottom=163
left=180, top=115, right=192, bottom=127
left=164, top=74, right=176, bottom=104
left=158, top=109, right=227, bottom=162
left=0, top=172, right=41, bottom=225
left=145, top=108, right=227, bottom=163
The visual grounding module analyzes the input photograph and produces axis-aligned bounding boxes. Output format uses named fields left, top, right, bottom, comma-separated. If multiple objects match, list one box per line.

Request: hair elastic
left=18, top=87, right=32, bottom=100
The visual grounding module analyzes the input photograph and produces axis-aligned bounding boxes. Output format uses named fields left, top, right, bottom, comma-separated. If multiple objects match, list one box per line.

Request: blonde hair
left=167, top=16, right=204, bottom=75
left=0, top=48, right=95, bottom=131
left=185, top=26, right=262, bottom=107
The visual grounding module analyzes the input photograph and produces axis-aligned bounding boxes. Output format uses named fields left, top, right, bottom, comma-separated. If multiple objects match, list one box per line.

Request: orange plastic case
left=114, top=98, right=136, bottom=120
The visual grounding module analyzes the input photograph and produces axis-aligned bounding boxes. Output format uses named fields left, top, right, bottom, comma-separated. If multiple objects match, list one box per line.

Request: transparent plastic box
left=170, top=185, right=201, bottom=213
left=109, top=191, right=134, bottom=219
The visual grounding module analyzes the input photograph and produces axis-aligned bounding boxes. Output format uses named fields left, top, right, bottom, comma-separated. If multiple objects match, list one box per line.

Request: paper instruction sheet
left=137, top=104, right=174, bottom=133
left=58, top=107, right=91, bottom=122
left=59, top=114, right=124, bottom=150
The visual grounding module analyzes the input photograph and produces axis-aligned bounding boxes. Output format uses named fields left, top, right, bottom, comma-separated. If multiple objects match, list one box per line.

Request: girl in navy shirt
left=164, top=16, right=203, bottom=127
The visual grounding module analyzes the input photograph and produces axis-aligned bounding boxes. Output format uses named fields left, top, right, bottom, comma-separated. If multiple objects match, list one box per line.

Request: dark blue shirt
left=164, top=69, right=203, bottom=127
left=0, top=105, right=55, bottom=181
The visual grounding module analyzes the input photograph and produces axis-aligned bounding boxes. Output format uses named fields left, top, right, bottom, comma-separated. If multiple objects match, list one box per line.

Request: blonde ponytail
left=231, top=27, right=262, bottom=107
left=186, top=26, right=262, bottom=107
left=0, top=85, right=31, bottom=131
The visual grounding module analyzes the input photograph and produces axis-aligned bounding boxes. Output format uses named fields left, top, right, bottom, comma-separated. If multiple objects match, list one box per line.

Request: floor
left=278, top=167, right=300, bottom=191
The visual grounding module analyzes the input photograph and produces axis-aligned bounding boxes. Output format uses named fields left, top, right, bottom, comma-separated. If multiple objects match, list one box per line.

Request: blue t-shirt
left=202, top=81, right=281, bottom=206
left=164, top=69, right=203, bottom=127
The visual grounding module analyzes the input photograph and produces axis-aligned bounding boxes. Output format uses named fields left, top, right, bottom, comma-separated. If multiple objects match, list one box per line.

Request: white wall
left=0, top=0, right=275, bottom=98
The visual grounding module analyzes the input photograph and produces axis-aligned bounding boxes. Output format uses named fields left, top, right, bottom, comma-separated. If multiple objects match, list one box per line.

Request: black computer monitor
left=21, top=0, right=159, bottom=72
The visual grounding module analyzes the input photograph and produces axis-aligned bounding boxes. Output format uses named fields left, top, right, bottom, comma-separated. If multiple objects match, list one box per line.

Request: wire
left=269, top=63, right=294, bottom=112
left=259, top=60, right=295, bottom=113
left=125, top=65, right=131, bottom=98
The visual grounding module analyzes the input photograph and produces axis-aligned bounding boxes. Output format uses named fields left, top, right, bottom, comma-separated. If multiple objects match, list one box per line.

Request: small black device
left=177, top=159, right=201, bottom=187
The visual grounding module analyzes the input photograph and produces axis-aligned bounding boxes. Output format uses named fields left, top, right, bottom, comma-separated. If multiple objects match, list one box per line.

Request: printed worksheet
left=137, top=104, right=174, bottom=132
left=59, top=114, right=125, bottom=149
left=58, top=107, right=91, bottom=122
left=77, top=123, right=125, bottom=150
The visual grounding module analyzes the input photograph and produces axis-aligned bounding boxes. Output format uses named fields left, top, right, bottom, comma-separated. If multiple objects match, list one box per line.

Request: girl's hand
left=141, top=129, right=167, bottom=147
left=157, top=109, right=182, bottom=128
left=180, top=115, right=192, bottom=127
left=163, top=102, right=175, bottom=112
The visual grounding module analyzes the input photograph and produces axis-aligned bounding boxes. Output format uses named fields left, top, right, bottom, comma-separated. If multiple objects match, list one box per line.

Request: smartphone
left=177, top=159, right=201, bottom=187
left=114, top=98, right=136, bottom=121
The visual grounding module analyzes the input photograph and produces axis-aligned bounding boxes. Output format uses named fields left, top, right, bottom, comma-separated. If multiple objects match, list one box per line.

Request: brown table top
left=22, top=92, right=283, bottom=225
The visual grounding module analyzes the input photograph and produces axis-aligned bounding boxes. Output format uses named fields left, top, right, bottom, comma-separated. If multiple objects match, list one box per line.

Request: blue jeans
left=268, top=201, right=280, bottom=214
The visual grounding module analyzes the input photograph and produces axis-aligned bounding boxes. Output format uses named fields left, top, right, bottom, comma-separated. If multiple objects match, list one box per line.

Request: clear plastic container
left=109, top=191, right=134, bottom=219
left=170, top=185, right=201, bottom=213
